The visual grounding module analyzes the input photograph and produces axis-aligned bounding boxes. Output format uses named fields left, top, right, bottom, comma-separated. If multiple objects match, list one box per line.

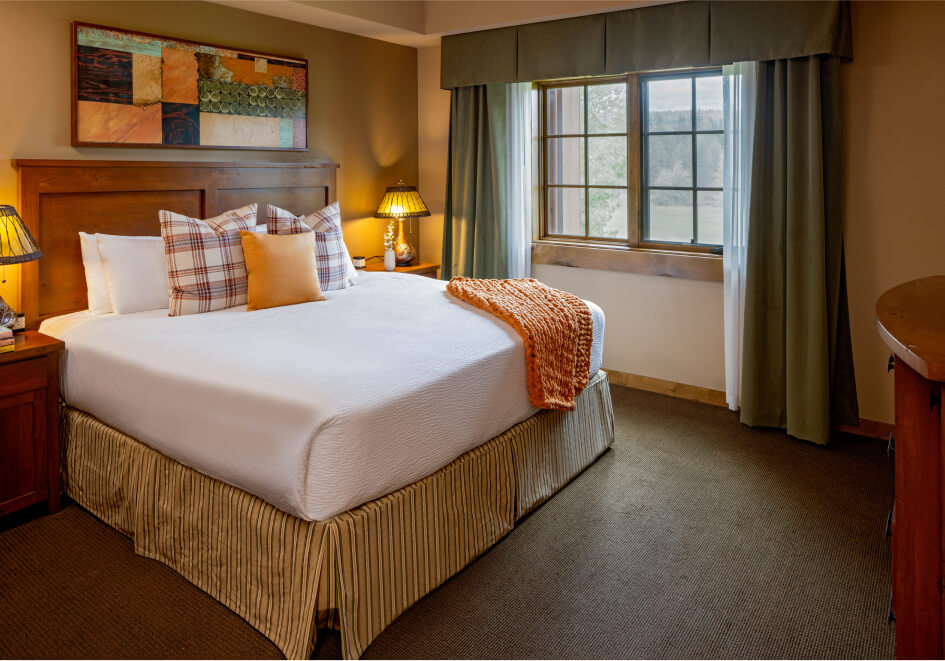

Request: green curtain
left=441, top=85, right=511, bottom=280
left=740, top=55, right=858, bottom=445
left=440, top=1, right=852, bottom=89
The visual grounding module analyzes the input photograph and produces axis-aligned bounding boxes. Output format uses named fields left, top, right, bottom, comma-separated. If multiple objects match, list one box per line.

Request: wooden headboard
left=15, top=159, right=338, bottom=328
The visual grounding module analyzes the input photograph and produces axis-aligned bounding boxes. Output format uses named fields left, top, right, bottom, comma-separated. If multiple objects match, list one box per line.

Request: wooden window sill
left=531, top=241, right=723, bottom=282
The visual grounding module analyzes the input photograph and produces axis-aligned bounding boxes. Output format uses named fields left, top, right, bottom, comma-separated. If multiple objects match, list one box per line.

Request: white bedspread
left=41, top=272, right=604, bottom=521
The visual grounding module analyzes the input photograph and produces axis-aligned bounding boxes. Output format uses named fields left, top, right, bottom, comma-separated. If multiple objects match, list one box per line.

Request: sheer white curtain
left=722, top=62, right=758, bottom=411
left=504, top=82, right=533, bottom=278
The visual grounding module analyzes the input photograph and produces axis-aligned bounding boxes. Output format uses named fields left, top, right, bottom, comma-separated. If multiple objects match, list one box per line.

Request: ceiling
left=208, top=0, right=670, bottom=47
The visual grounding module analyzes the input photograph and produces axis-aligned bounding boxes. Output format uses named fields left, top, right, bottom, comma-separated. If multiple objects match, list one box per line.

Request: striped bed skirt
left=60, top=370, right=614, bottom=659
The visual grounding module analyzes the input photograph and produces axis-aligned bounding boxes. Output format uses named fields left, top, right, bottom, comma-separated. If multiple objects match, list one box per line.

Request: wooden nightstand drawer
left=0, top=387, right=47, bottom=515
left=0, top=357, right=48, bottom=397
left=0, top=332, right=64, bottom=518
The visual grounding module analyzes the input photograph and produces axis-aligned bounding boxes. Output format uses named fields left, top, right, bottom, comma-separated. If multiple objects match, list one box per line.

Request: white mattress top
left=42, top=272, right=604, bottom=520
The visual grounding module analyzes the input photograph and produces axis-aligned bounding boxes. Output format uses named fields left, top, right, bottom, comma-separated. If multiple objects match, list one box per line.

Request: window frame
left=640, top=69, right=724, bottom=251
left=539, top=74, right=639, bottom=246
left=537, top=67, right=723, bottom=256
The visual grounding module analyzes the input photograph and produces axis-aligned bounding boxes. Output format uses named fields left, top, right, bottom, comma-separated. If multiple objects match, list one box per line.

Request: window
left=642, top=72, right=723, bottom=246
left=543, top=79, right=630, bottom=242
left=539, top=69, right=724, bottom=252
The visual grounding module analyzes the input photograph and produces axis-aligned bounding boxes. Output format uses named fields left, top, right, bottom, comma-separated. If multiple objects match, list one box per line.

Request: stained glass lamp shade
left=0, top=205, right=42, bottom=328
left=374, top=182, right=430, bottom=266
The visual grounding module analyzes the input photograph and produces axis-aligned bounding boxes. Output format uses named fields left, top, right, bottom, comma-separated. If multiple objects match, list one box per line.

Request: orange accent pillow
left=240, top=231, right=326, bottom=311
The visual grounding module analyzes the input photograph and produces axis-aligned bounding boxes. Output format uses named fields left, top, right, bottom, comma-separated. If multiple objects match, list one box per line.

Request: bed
left=16, top=159, right=615, bottom=659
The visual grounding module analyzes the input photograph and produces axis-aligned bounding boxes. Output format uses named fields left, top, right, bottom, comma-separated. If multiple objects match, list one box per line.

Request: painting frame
left=71, top=22, right=309, bottom=151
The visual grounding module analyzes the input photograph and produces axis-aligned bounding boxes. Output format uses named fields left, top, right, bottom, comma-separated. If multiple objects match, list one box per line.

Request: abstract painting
left=72, top=22, right=308, bottom=150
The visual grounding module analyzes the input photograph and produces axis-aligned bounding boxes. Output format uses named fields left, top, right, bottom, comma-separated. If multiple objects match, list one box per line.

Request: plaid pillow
left=159, top=204, right=257, bottom=316
left=266, top=202, right=358, bottom=291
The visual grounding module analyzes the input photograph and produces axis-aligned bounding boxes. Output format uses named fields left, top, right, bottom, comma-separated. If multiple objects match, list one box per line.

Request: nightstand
left=0, top=331, right=65, bottom=517
left=363, top=262, right=440, bottom=279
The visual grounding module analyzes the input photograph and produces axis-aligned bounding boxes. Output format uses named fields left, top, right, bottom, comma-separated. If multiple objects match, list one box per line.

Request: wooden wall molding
left=834, top=418, right=894, bottom=441
left=532, top=241, right=723, bottom=282
left=604, top=367, right=894, bottom=441
left=604, top=368, right=727, bottom=407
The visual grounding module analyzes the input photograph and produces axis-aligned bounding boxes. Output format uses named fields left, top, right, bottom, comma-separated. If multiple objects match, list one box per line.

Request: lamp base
left=394, top=218, right=416, bottom=266
left=0, top=294, right=16, bottom=329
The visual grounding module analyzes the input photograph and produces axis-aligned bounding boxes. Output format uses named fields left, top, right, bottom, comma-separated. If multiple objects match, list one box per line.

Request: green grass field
left=646, top=204, right=722, bottom=245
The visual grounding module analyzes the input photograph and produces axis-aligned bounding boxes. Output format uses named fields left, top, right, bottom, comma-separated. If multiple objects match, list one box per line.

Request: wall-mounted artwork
left=72, top=22, right=308, bottom=151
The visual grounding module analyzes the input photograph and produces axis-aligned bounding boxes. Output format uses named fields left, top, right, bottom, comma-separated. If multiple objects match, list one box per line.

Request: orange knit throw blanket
left=446, top=277, right=593, bottom=411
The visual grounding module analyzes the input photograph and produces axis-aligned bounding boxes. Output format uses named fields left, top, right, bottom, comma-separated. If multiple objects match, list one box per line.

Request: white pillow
left=78, top=232, right=112, bottom=315
left=95, top=235, right=170, bottom=314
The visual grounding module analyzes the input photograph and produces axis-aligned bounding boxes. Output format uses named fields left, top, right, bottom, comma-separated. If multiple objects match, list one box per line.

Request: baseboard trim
left=602, top=368, right=895, bottom=441
left=833, top=419, right=894, bottom=441
left=603, top=368, right=727, bottom=408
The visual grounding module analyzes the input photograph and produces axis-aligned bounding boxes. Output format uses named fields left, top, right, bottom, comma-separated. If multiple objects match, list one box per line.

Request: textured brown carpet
left=0, top=385, right=895, bottom=659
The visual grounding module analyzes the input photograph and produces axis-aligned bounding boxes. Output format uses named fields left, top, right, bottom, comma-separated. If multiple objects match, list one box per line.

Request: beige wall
left=534, top=265, right=726, bottom=391
left=418, top=0, right=945, bottom=424
left=306, top=0, right=426, bottom=33
left=0, top=0, right=418, bottom=309
left=842, top=1, right=945, bottom=424
left=417, top=45, right=449, bottom=266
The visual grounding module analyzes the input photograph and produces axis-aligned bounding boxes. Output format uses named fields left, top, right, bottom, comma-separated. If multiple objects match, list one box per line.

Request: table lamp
left=374, top=181, right=431, bottom=266
left=0, top=205, right=42, bottom=329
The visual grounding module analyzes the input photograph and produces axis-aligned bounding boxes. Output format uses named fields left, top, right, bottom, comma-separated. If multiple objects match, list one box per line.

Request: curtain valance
left=440, top=0, right=851, bottom=89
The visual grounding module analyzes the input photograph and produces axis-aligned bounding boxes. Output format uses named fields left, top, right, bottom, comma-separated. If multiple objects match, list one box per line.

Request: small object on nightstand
left=0, top=205, right=43, bottom=329
left=352, top=255, right=366, bottom=269
left=0, top=331, right=65, bottom=518
left=0, top=326, right=13, bottom=353
left=373, top=181, right=431, bottom=266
